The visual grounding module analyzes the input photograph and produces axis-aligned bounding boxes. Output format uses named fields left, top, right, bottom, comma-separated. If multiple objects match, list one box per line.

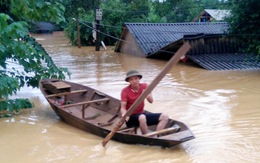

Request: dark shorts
left=126, top=112, right=161, bottom=127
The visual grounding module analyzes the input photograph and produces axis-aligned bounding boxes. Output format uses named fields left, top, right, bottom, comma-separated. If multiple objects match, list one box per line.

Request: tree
left=62, top=0, right=97, bottom=46
left=227, top=0, right=260, bottom=56
left=0, top=0, right=70, bottom=117
left=100, top=0, right=150, bottom=45
left=152, top=0, right=201, bottom=22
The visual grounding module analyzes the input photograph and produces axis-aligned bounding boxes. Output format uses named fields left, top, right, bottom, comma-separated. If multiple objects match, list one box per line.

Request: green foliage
left=101, top=0, right=133, bottom=45
left=10, top=0, right=65, bottom=24
left=227, top=0, right=260, bottom=56
left=0, top=99, right=33, bottom=118
left=0, top=75, right=19, bottom=98
left=100, top=0, right=152, bottom=45
left=62, top=0, right=229, bottom=45
left=152, top=0, right=194, bottom=22
left=0, top=1, right=71, bottom=116
left=62, top=0, right=97, bottom=46
left=63, top=0, right=97, bottom=19
left=64, top=9, right=95, bottom=46
left=0, top=14, right=70, bottom=87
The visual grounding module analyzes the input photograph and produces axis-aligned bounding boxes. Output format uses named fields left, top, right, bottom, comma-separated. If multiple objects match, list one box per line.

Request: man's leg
left=138, top=114, right=148, bottom=134
left=156, top=113, right=169, bottom=131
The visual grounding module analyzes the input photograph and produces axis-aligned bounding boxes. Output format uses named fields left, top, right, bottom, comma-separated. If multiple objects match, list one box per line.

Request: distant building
left=31, top=22, right=61, bottom=33
left=192, top=9, right=231, bottom=22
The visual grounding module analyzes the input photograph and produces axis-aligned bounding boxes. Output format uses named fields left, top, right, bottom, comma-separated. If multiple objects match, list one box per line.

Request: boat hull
left=40, top=79, right=195, bottom=147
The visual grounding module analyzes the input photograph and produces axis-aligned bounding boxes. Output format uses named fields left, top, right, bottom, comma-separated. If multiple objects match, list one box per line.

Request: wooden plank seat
left=46, top=89, right=88, bottom=98
left=118, top=126, right=137, bottom=134
left=158, top=130, right=193, bottom=141
left=144, top=125, right=180, bottom=137
left=61, top=98, right=110, bottom=108
left=61, top=98, right=110, bottom=119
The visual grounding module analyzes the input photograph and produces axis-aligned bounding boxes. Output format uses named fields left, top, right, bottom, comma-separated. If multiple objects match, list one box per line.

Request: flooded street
left=1, top=33, right=260, bottom=163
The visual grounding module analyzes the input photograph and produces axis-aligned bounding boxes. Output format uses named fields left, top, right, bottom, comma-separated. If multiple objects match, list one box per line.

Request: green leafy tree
left=151, top=0, right=195, bottom=22
left=145, top=1, right=166, bottom=23
left=101, top=0, right=149, bottom=45
left=227, top=0, right=260, bottom=56
left=198, top=0, right=226, bottom=9
left=0, top=0, right=70, bottom=117
left=121, top=0, right=149, bottom=21
left=62, top=0, right=97, bottom=46
left=100, top=0, right=126, bottom=45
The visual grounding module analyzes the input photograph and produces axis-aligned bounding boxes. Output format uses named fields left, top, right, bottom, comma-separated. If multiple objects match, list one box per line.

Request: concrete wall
left=119, top=31, right=146, bottom=57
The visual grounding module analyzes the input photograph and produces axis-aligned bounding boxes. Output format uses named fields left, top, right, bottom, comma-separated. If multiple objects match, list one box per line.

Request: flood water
left=1, top=33, right=260, bottom=163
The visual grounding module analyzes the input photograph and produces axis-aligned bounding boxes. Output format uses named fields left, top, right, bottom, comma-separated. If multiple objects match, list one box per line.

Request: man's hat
left=125, top=70, right=142, bottom=82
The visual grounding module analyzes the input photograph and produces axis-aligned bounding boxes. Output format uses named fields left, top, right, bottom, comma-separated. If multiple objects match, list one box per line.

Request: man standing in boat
left=121, top=70, right=169, bottom=135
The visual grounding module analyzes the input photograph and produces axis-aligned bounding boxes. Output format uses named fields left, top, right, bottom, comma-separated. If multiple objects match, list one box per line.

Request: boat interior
left=41, top=80, right=185, bottom=138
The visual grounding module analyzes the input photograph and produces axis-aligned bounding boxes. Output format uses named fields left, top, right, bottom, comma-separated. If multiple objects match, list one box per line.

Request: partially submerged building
left=115, top=22, right=229, bottom=58
left=32, top=22, right=61, bottom=33
left=115, top=22, right=260, bottom=70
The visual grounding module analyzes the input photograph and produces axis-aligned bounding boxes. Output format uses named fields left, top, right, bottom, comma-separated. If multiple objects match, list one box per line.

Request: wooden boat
left=39, top=79, right=195, bottom=147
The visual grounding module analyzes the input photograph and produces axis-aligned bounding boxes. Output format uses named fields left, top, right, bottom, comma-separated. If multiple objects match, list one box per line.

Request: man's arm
left=120, top=101, right=129, bottom=121
left=120, top=101, right=127, bottom=116
left=144, top=84, right=153, bottom=103
left=146, top=93, right=153, bottom=103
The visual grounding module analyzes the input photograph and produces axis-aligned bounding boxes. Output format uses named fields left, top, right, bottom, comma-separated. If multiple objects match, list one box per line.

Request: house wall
left=119, top=31, right=146, bottom=57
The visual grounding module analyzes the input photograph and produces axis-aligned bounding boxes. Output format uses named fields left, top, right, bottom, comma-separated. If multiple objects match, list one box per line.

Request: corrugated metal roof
left=187, top=53, right=260, bottom=70
left=125, top=22, right=229, bottom=55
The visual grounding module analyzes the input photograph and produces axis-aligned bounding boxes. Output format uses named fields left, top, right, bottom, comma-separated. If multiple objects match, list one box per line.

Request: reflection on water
left=1, top=33, right=260, bottom=163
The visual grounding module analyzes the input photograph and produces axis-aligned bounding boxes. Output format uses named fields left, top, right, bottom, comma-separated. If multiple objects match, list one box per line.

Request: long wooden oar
left=101, top=42, right=191, bottom=147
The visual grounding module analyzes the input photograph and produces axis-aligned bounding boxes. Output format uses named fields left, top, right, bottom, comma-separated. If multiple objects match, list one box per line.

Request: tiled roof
left=187, top=53, right=260, bottom=70
left=125, top=22, right=229, bottom=55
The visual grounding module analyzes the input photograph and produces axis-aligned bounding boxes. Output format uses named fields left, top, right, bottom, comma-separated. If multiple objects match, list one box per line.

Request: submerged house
left=115, top=22, right=260, bottom=70
left=115, top=22, right=229, bottom=58
left=192, top=9, right=231, bottom=22
left=32, top=22, right=60, bottom=33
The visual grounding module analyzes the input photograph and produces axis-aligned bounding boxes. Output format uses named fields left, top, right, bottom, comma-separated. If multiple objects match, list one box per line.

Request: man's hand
left=122, top=112, right=130, bottom=122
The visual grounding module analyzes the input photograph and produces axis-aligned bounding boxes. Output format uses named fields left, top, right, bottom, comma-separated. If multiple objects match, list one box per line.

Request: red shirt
left=121, top=83, right=148, bottom=114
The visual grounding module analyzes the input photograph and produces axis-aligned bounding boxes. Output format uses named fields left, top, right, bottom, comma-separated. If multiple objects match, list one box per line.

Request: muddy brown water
left=1, top=33, right=260, bottom=163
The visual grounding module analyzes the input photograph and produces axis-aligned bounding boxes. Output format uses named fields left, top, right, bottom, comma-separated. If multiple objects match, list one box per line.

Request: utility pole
left=95, top=3, right=102, bottom=51
left=77, top=18, right=81, bottom=48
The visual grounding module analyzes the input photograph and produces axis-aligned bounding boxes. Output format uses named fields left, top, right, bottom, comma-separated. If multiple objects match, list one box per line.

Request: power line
left=77, top=20, right=134, bottom=45
left=79, top=19, right=260, bottom=36
left=101, top=3, right=233, bottom=14
left=78, top=19, right=176, bottom=55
